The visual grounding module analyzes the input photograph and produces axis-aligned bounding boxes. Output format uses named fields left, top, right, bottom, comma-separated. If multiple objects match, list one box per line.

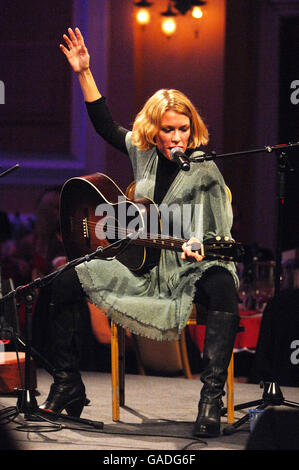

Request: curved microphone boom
left=170, top=147, right=190, bottom=171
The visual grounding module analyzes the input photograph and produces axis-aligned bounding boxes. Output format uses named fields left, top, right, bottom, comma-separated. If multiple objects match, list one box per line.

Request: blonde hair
left=131, top=89, right=209, bottom=150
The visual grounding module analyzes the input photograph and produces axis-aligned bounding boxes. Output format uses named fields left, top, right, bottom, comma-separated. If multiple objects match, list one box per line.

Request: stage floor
left=1, top=368, right=299, bottom=453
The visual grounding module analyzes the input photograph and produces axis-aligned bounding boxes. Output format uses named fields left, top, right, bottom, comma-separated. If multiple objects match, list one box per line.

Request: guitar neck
left=130, top=233, right=243, bottom=261
left=133, top=234, right=187, bottom=252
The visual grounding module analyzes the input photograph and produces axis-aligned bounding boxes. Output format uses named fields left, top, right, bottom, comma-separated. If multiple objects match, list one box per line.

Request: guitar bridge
left=82, top=208, right=91, bottom=248
left=83, top=217, right=89, bottom=238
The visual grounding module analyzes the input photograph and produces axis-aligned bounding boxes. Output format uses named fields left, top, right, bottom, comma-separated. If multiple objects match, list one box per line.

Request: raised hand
left=60, top=27, right=90, bottom=73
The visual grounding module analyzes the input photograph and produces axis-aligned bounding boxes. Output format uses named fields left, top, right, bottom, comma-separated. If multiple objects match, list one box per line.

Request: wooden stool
left=111, top=317, right=236, bottom=424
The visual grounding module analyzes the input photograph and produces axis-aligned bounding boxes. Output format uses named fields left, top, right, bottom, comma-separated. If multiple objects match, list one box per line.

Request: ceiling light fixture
left=134, top=1, right=206, bottom=37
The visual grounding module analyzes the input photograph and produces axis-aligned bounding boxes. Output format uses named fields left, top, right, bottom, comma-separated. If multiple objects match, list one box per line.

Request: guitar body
left=60, top=173, right=244, bottom=271
left=60, top=173, right=161, bottom=271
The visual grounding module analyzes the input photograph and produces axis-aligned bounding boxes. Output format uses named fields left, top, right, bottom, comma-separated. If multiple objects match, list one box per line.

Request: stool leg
left=118, top=326, right=125, bottom=406
left=179, top=329, right=193, bottom=379
left=226, top=353, right=234, bottom=424
left=111, top=321, right=120, bottom=421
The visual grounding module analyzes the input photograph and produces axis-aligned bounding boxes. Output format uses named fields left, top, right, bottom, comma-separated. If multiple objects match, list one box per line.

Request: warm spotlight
left=161, top=17, right=177, bottom=37
left=192, top=6, right=203, bottom=19
left=136, top=8, right=151, bottom=25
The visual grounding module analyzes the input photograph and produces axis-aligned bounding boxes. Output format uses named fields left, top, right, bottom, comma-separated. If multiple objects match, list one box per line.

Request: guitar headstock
left=203, top=237, right=245, bottom=262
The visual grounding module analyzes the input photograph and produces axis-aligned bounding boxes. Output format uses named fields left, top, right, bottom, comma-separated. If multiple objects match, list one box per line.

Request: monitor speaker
left=246, top=407, right=299, bottom=450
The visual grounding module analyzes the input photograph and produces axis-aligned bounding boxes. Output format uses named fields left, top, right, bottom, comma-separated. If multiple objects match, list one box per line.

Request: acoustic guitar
left=60, top=173, right=244, bottom=271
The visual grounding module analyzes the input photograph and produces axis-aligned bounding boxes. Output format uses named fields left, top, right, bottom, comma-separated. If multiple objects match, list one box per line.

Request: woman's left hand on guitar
left=181, top=237, right=205, bottom=262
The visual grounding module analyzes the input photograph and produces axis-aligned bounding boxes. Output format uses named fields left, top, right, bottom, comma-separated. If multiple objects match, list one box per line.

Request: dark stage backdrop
left=0, top=1, right=73, bottom=156
left=279, top=16, right=299, bottom=251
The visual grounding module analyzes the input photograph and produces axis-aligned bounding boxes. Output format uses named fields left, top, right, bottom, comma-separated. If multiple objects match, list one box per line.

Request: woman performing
left=39, top=27, right=240, bottom=438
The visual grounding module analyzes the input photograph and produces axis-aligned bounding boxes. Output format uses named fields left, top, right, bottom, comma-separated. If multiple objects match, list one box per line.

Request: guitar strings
left=69, top=216, right=184, bottom=244
left=68, top=217, right=233, bottom=252
left=70, top=220, right=186, bottom=250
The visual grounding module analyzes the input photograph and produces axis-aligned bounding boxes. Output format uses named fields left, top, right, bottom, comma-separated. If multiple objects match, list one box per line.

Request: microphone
left=170, top=147, right=190, bottom=171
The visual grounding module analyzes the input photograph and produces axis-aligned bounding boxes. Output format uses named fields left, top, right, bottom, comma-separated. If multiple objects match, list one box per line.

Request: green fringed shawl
left=75, top=132, right=239, bottom=341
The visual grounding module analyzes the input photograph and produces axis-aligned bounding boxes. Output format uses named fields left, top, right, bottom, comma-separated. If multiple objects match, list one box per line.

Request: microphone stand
left=0, top=164, right=20, bottom=178
left=189, top=141, right=299, bottom=164
left=192, top=141, right=299, bottom=434
left=0, top=234, right=138, bottom=429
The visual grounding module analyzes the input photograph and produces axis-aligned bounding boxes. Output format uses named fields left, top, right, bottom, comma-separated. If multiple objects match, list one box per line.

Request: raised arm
left=60, top=27, right=128, bottom=153
left=60, top=27, right=101, bottom=102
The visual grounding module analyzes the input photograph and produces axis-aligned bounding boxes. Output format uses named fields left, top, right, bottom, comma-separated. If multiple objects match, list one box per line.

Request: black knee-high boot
left=193, top=310, right=239, bottom=437
left=39, top=302, right=86, bottom=417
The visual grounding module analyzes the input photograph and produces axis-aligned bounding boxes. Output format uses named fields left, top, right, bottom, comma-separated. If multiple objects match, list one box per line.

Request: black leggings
left=50, top=267, right=85, bottom=306
left=194, top=266, right=238, bottom=315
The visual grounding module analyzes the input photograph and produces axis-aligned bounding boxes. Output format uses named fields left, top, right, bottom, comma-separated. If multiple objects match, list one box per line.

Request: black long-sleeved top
left=85, top=97, right=181, bottom=206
